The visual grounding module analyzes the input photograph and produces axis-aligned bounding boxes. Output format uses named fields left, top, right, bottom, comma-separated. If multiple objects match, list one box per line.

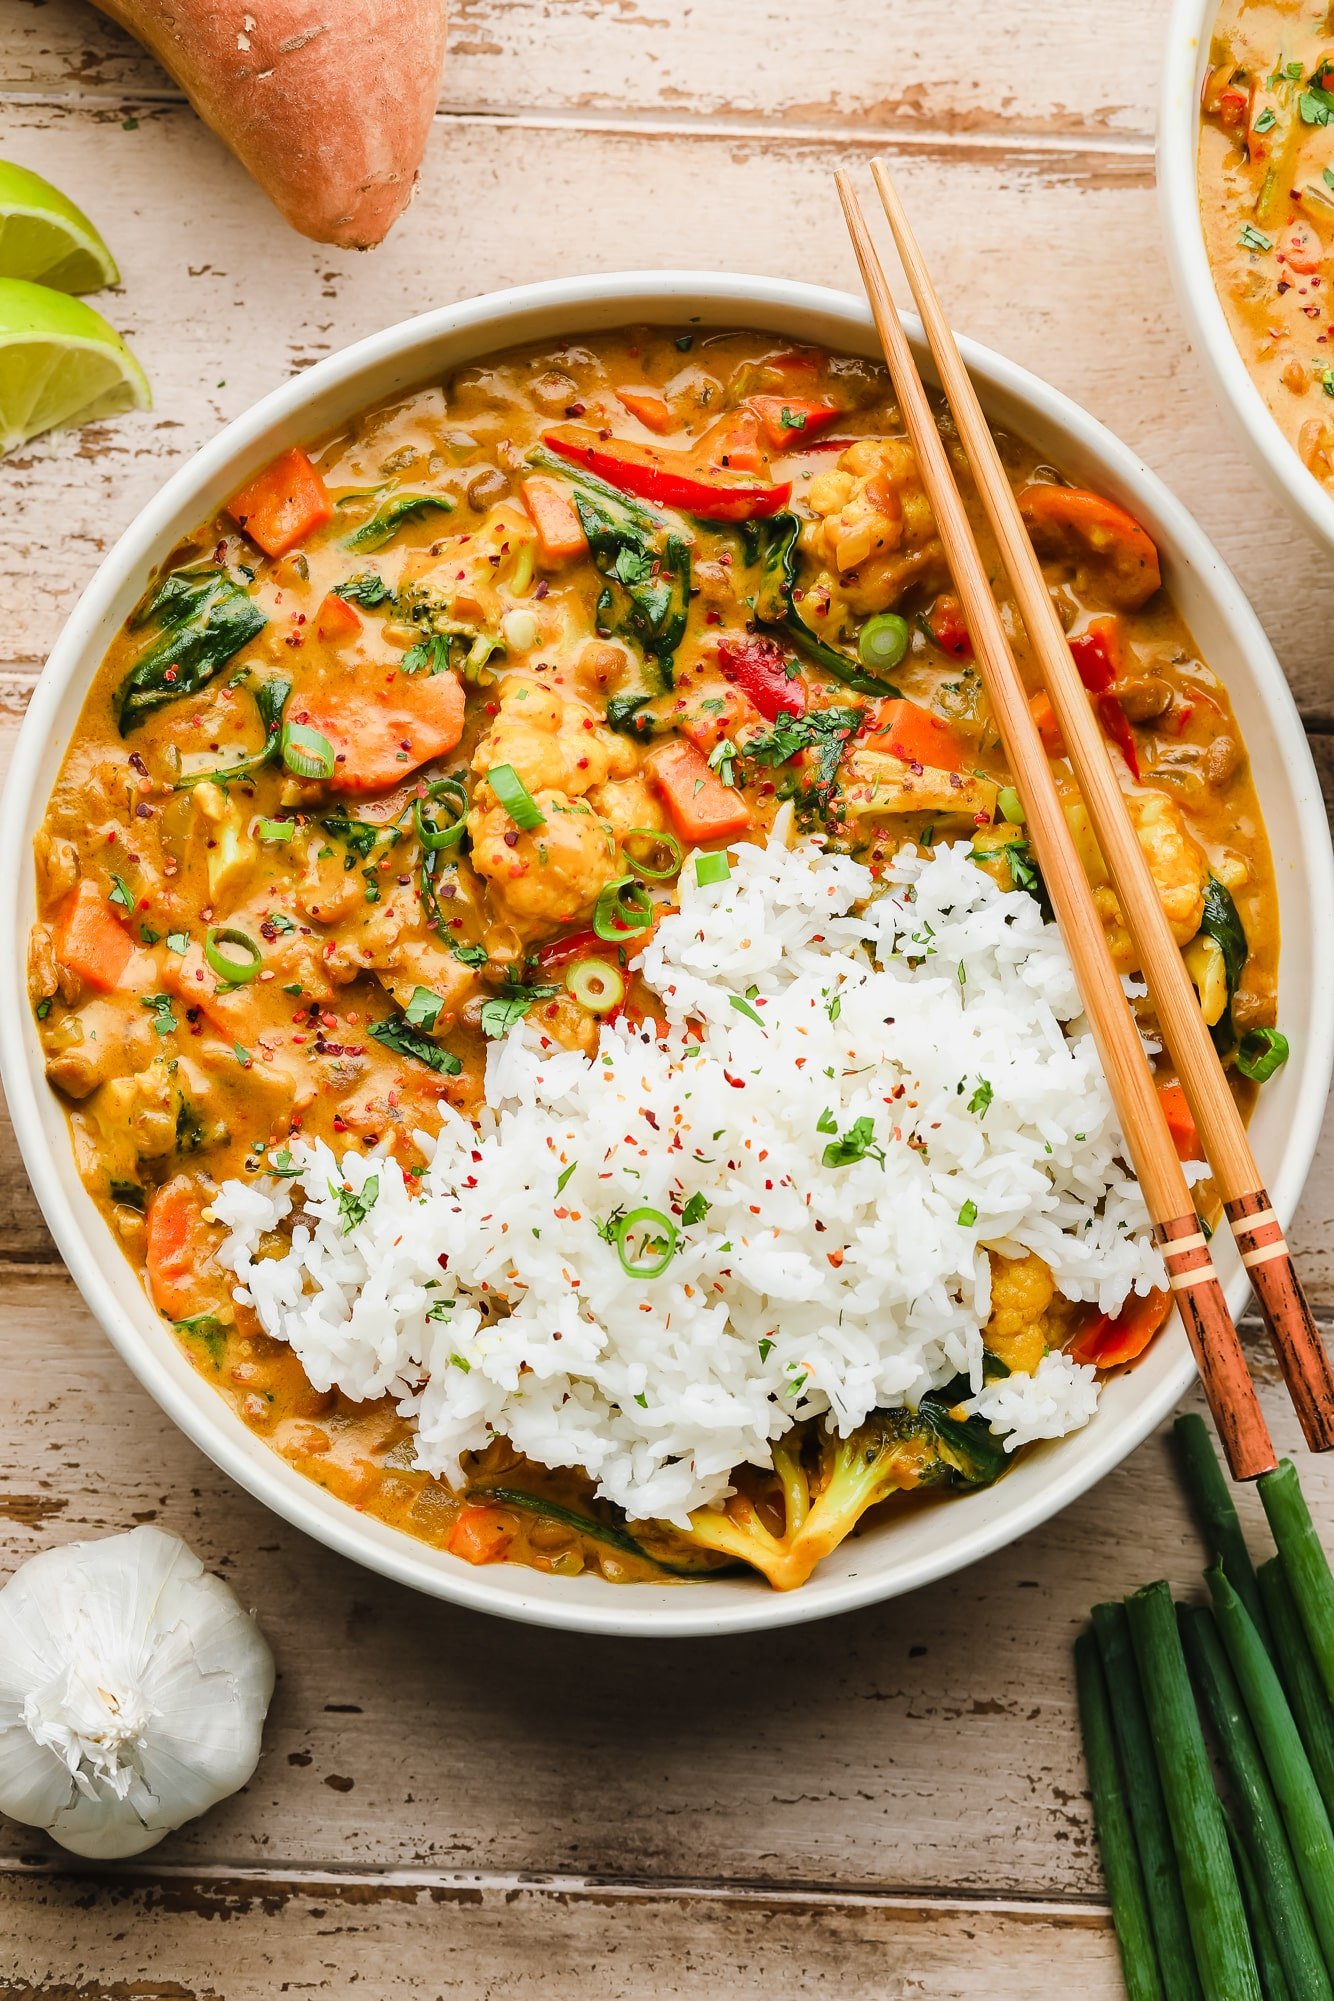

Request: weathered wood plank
left=0, top=1872, right=1124, bottom=1999
left=2, top=101, right=1332, bottom=722
left=0, top=1269, right=1328, bottom=1896
left=1, top=0, right=1165, bottom=140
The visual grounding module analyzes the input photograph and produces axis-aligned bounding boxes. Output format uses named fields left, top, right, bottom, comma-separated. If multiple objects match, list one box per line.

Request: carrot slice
left=146, top=1176, right=214, bottom=1321
left=52, top=879, right=134, bottom=993
left=1018, top=484, right=1161, bottom=609
left=864, top=698, right=963, bottom=772
left=228, top=447, right=334, bottom=558
left=1070, top=1290, right=1172, bottom=1369
left=749, top=395, right=843, bottom=451
left=300, top=669, right=466, bottom=794
left=646, top=739, right=752, bottom=842
left=616, top=387, right=676, bottom=434
left=1029, top=690, right=1067, bottom=759
left=521, top=475, right=589, bottom=564
left=695, top=406, right=767, bottom=477
left=1157, top=1080, right=1202, bottom=1161
left=316, top=592, right=363, bottom=643
left=448, top=1504, right=515, bottom=1565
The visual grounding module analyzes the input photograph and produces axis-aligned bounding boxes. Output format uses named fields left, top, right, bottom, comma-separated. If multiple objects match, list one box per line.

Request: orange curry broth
left=28, top=326, right=1279, bottom=1585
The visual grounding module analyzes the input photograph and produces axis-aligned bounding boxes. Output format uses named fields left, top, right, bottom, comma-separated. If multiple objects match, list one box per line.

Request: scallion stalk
left=281, top=721, right=335, bottom=780
left=487, top=762, right=544, bottom=830
left=1207, top=1565, right=1334, bottom=1974
left=1258, top=1557, right=1334, bottom=1825
left=1179, top=1602, right=1330, bottom=2001
left=1075, top=1630, right=1166, bottom=2001
left=1092, top=1601, right=1204, bottom=2000
left=1226, top=1808, right=1296, bottom=2001
left=1260, top=1461, right=1334, bottom=1712
left=203, top=925, right=262, bottom=985
left=1175, top=1413, right=1271, bottom=1648
left=1126, top=1580, right=1262, bottom=2000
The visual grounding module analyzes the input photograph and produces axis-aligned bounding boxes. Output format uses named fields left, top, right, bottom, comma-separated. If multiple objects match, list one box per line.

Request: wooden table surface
left=3, top=3, right=1333, bottom=1992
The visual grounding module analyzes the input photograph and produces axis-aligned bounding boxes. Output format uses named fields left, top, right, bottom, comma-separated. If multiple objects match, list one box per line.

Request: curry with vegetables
left=28, top=326, right=1284, bottom=1586
left=1200, top=0, right=1334, bottom=481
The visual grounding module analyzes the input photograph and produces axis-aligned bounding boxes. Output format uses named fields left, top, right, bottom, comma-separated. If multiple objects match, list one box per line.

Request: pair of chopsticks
left=836, top=161, right=1334, bottom=1481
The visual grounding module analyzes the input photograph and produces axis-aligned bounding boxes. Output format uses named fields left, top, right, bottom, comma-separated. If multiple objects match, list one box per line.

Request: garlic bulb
left=0, top=1526, right=274, bottom=1858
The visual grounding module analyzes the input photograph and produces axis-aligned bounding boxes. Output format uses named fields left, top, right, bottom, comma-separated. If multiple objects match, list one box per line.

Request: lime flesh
left=0, top=161, right=118, bottom=292
left=0, top=278, right=149, bottom=453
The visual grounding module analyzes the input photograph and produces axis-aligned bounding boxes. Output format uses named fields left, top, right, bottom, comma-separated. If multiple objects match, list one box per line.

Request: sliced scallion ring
left=414, top=777, right=469, bottom=852
left=566, top=958, right=626, bottom=1016
left=614, top=1205, right=678, bottom=1279
left=256, top=817, right=296, bottom=843
left=997, top=786, right=1025, bottom=826
left=857, top=612, right=910, bottom=673
left=593, top=875, right=653, bottom=942
left=488, top=762, right=545, bottom=830
left=281, top=721, right=336, bottom=780
left=622, top=827, right=683, bottom=882
left=1236, top=1027, right=1289, bottom=1083
left=204, top=925, right=262, bottom=984
left=694, top=851, right=731, bottom=887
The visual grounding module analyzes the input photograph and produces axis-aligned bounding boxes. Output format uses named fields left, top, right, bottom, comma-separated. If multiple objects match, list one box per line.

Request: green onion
left=203, top=925, right=262, bottom=984
left=857, top=612, right=910, bottom=673
left=1259, top=1557, right=1334, bottom=1825
left=1237, top=1029, right=1290, bottom=1084
left=1125, top=1580, right=1262, bottom=2000
left=1225, top=1808, right=1296, bottom=2001
left=1207, top=1564, right=1334, bottom=1972
left=281, top=721, right=335, bottom=780
left=593, top=875, right=653, bottom=942
left=997, top=785, right=1025, bottom=825
left=1174, top=1413, right=1271, bottom=1648
left=488, top=762, right=544, bottom=830
left=1091, top=1603, right=1204, bottom=1999
left=256, top=817, right=295, bottom=844
left=1180, top=1602, right=1330, bottom=2001
left=1260, top=1460, right=1334, bottom=1711
left=622, top=827, right=683, bottom=881
left=471, top=1485, right=721, bottom=1578
left=565, top=958, right=625, bottom=1016
left=694, top=851, right=731, bottom=887
left=1075, top=1632, right=1166, bottom=2001
left=414, top=777, right=469, bottom=852
left=613, top=1205, right=678, bottom=1278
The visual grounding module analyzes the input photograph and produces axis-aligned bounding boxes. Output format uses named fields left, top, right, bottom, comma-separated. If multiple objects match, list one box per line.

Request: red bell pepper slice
left=543, top=427, right=791, bottom=522
left=1096, top=693, right=1141, bottom=780
left=536, top=928, right=622, bottom=971
left=748, top=395, right=844, bottom=452
left=1068, top=614, right=1125, bottom=693
left=923, top=593, right=973, bottom=660
left=716, top=633, right=806, bottom=720
left=1069, top=1289, right=1172, bottom=1369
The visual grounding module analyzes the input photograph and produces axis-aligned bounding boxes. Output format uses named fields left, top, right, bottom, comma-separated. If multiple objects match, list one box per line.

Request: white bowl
left=1160, top=0, right=1334, bottom=549
left=2, top=272, right=1330, bottom=1639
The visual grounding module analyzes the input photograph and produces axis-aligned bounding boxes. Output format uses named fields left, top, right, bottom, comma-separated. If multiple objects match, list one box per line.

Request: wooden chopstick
left=865, top=155, right=1334, bottom=1456
left=834, top=170, right=1277, bottom=1481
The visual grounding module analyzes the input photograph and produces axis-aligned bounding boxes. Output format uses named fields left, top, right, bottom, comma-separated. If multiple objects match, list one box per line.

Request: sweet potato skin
left=92, top=0, right=448, bottom=247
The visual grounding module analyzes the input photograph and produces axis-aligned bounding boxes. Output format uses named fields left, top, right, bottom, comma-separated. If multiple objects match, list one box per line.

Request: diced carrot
left=448, top=1504, right=515, bottom=1566
left=52, top=879, right=134, bottom=994
left=521, top=475, right=589, bottom=564
left=146, top=1175, right=214, bottom=1322
left=1157, top=1080, right=1202, bottom=1162
left=695, top=406, right=767, bottom=476
left=748, top=394, right=843, bottom=452
left=1070, top=1289, right=1173, bottom=1369
left=228, top=447, right=334, bottom=559
left=864, top=699, right=963, bottom=772
left=1029, top=690, right=1067, bottom=759
left=616, top=387, right=676, bottom=434
left=316, top=592, right=363, bottom=643
left=301, top=670, right=466, bottom=794
left=646, top=739, right=752, bottom=842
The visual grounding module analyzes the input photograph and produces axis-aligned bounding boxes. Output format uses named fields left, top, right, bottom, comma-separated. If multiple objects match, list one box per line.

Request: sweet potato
left=91, top=0, right=449, bottom=247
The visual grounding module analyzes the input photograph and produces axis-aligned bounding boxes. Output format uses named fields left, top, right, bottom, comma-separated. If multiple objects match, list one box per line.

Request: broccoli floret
left=675, top=1385, right=1008, bottom=1591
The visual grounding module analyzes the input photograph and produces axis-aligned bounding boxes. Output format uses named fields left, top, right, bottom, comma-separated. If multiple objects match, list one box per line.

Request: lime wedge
left=0, top=279, right=150, bottom=453
left=0, top=161, right=119, bottom=292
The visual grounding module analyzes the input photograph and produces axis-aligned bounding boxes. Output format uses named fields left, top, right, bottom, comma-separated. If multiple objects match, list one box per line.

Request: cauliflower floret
left=801, top=437, right=947, bottom=613
left=1129, top=791, right=1208, bottom=946
left=471, top=675, right=636, bottom=800
left=468, top=790, right=619, bottom=929
left=587, top=773, right=664, bottom=843
left=985, top=1251, right=1056, bottom=1377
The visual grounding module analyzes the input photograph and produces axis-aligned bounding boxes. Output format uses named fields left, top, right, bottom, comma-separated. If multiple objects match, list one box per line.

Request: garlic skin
left=0, top=1526, right=274, bottom=1858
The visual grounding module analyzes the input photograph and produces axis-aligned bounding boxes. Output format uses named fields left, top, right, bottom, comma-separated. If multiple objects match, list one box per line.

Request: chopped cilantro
left=821, top=1114, right=884, bottom=1168
left=681, top=1191, right=711, bottom=1227
left=141, top=992, right=177, bottom=1037
left=405, top=986, right=444, bottom=1031
left=330, top=1175, right=380, bottom=1234
left=108, top=874, right=133, bottom=910
left=967, top=1078, right=994, bottom=1118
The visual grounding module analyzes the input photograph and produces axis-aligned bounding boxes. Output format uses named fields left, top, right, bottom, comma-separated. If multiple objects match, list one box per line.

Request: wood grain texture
left=0, top=1872, right=1124, bottom=1999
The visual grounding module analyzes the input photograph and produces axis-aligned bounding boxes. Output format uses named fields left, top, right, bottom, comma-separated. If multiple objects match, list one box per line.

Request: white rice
left=211, top=833, right=1171, bottom=1527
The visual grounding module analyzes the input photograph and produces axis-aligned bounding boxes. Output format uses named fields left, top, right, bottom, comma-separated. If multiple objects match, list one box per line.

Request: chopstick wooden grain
left=834, top=169, right=1277, bottom=1482
left=865, top=154, right=1334, bottom=1457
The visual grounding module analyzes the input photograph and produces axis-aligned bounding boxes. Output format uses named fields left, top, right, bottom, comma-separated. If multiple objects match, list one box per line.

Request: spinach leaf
left=335, top=571, right=392, bottom=606
left=605, top=693, right=662, bottom=740
left=174, top=1312, right=228, bottom=1368
left=479, top=982, right=561, bottom=1039
left=369, top=1012, right=463, bottom=1075
left=343, top=493, right=454, bottom=552
left=174, top=675, right=291, bottom=790
left=1199, top=875, right=1249, bottom=1052
left=108, top=1177, right=146, bottom=1212
left=916, top=1375, right=1009, bottom=1486
left=319, top=806, right=402, bottom=865
left=116, top=569, right=267, bottom=734
left=740, top=510, right=902, bottom=696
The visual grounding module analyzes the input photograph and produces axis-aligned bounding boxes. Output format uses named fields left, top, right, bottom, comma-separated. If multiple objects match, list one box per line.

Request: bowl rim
left=3, top=267, right=1330, bottom=1639
left=1159, top=0, right=1334, bottom=550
